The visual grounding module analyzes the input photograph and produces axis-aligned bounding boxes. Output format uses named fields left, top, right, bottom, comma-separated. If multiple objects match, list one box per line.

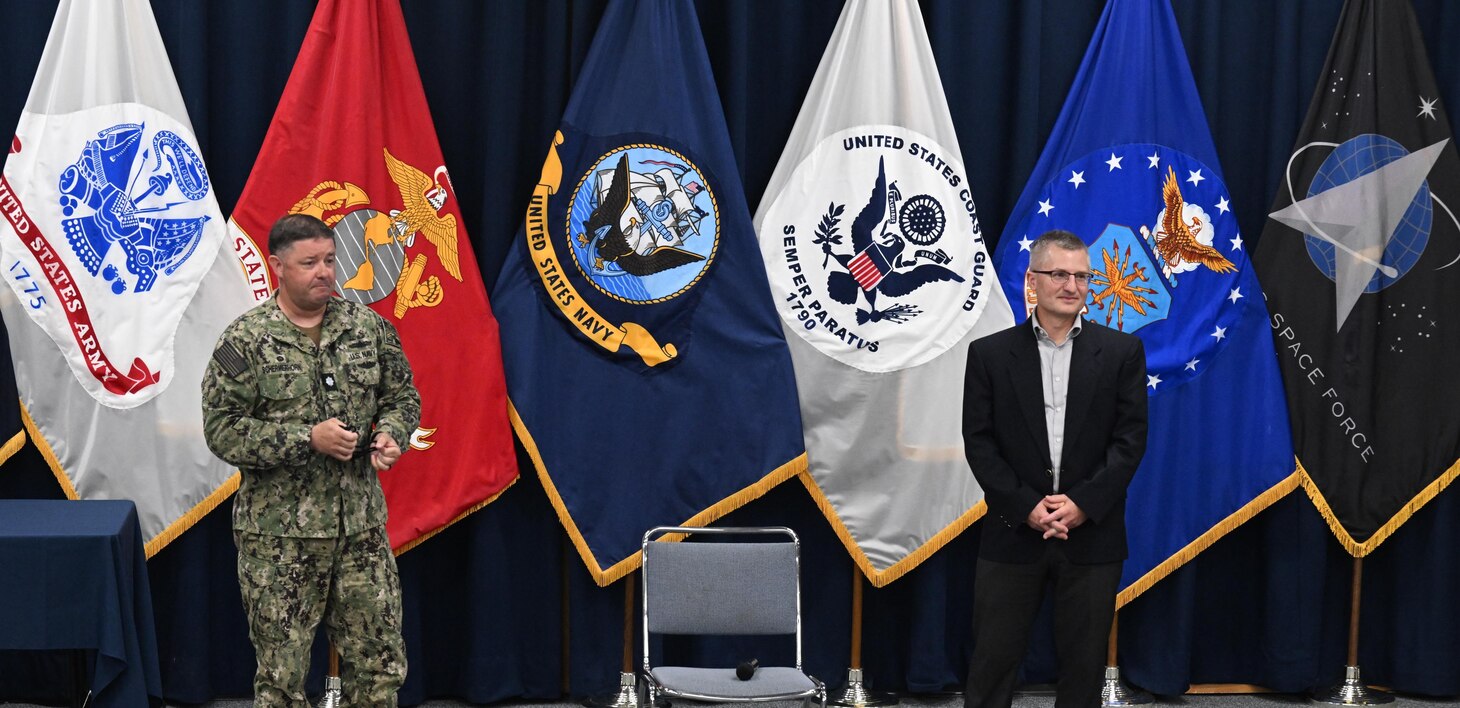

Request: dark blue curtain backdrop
left=1, top=0, right=1458, bottom=704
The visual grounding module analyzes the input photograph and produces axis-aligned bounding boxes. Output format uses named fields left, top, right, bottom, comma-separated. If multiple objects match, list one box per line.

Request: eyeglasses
left=1029, top=269, right=1094, bottom=286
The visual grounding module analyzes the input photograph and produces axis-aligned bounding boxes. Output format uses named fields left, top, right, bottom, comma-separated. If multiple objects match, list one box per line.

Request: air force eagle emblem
left=1001, top=144, right=1248, bottom=390
left=760, top=126, right=993, bottom=373
left=1141, top=166, right=1236, bottom=282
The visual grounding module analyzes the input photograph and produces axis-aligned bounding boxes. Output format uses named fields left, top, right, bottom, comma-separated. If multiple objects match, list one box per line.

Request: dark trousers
left=964, top=544, right=1121, bottom=708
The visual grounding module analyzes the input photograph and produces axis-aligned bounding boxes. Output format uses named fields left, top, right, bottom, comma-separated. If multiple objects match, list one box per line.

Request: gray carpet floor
left=8, top=691, right=1459, bottom=708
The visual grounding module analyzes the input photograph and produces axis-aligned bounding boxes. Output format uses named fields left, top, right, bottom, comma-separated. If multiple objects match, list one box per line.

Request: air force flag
left=994, top=0, right=1297, bottom=604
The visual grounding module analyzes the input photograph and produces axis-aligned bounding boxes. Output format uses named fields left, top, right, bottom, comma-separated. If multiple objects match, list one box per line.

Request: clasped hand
left=1025, top=494, right=1087, bottom=540
left=310, top=418, right=404, bottom=471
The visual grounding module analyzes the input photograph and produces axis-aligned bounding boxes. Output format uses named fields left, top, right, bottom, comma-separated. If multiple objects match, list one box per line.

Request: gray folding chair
left=640, top=526, right=826, bottom=708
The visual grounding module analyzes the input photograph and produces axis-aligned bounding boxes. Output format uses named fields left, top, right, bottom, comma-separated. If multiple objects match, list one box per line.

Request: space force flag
left=754, top=0, right=1015, bottom=586
left=1255, top=0, right=1460, bottom=555
left=228, top=0, right=519, bottom=552
left=492, top=0, right=807, bottom=586
left=0, top=0, right=255, bottom=554
left=994, top=0, right=1298, bottom=604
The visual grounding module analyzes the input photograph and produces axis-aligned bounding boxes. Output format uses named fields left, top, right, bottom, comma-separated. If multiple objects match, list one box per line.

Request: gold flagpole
left=1311, top=557, right=1392, bottom=705
left=316, top=643, right=341, bottom=708
left=586, top=573, right=641, bottom=708
left=828, top=567, right=896, bottom=707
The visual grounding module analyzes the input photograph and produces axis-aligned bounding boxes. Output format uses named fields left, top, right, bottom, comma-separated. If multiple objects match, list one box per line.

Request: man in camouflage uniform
left=202, top=213, right=421, bottom=707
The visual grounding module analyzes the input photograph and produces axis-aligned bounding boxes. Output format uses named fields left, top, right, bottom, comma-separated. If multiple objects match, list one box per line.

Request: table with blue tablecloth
left=0, top=499, right=162, bottom=706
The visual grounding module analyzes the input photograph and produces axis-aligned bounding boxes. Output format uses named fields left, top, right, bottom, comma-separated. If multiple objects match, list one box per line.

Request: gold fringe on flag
left=392, top=477, right=518, bottom=557
left=1297, top=457, right=1460, bottom=558
left=143, top=473, right=239, bottom=558
left=797, top=468, right=987, bottom=588
left=508, top=400, right=808, bottom=586
left=21, top=402, right=78, bottom=500
left=23, top=402, right=242, bottom=558
left=1116, top=469, right=1301, bottom=608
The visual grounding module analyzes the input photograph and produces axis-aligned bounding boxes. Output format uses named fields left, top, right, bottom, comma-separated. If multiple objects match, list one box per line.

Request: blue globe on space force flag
left=1000, top=144, right=1247, bottom=388
left=1304, top=134, right=1430, bottom=291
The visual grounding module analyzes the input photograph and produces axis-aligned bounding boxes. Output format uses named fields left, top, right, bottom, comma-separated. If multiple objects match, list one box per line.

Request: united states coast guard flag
left=754, top=0, right=1013, bottom=586
left=228, top=0, right=518, bottom=553
left=1255, top=0, right=1460, bottom=555
left=994, top=0, right=1297, bottom=604
left=492, top=0, right=806, bottom=586
left=0, top=0, right=254, bottom=554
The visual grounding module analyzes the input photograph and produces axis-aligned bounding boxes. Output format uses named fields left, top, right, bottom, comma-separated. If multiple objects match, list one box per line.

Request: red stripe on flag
left=848, top=251, right=883, bottom=290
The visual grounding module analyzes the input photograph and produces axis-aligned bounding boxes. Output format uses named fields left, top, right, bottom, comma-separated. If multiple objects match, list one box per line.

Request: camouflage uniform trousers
left=236, top=524, right=406, bottom=707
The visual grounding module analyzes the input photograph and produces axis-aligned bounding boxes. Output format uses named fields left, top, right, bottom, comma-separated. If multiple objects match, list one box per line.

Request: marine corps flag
left=228, top=0, right=517, bottom=552
left=493, top=0, right=806, bottom=586
left=994, top=0, right=1297, bottom=604
left=0, top=0, right=254, bottom=554
left=754, top=0, right=1014, bottom=586
left=1255, top=0, right=1460, bottom=555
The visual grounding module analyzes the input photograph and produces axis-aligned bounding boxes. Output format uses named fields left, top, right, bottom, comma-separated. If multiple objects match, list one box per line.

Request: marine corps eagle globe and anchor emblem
left=271, top=147, right=459, bottom=453
left=522, top=132, right=719, bottom=367
left=288, top=148, right=461, bottom=320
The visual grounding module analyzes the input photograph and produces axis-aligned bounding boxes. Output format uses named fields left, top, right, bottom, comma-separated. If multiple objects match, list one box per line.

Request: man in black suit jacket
left=962, top=230, right=1148, bottom=708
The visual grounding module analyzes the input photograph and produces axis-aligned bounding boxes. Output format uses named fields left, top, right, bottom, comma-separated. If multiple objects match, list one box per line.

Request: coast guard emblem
left=759, top=126, right=993, bottom=373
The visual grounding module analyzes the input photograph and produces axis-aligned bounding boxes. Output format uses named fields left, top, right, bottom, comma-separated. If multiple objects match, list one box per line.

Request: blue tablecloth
left=0, top=499, right=162, bottom=706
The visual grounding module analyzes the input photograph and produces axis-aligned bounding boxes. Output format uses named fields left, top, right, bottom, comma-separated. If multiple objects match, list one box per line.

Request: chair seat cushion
left=651, top=666, right=818, bottom=699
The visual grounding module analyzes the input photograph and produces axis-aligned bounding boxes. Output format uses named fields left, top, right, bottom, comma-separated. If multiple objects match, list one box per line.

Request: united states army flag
left=0, top=0, right=255, bottom=554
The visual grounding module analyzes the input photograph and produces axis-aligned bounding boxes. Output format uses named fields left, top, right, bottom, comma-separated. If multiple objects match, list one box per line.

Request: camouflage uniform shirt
left=202, top=293, right=421, bottom=538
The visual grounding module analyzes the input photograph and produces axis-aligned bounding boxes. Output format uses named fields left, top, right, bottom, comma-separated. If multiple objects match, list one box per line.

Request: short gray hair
left=1028, top=229, right=1088, bottom=269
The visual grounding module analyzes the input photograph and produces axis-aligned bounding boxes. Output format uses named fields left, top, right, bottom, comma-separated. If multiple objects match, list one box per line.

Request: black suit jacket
left=962, top=318, right=1147, bottom=565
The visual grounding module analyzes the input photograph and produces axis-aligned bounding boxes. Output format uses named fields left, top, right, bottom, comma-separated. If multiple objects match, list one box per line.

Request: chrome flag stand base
left=1100, top=665, right=1153, bottom=706
left=586, top=671, right=642, bottom=708
left=316, top=675, right=342, bottom=708
left=1311, top=665, right=1394, bottom=705
left=829, top=668, right=899, bottom=707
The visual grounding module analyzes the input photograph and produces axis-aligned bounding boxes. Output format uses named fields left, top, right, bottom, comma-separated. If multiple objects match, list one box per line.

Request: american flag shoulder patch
left=212, top=341, right=248, bottom=379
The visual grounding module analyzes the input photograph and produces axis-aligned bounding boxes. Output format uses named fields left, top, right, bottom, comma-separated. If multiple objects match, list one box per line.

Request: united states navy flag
left=993, top=0, right=1297, bottom=604
left=491, top=0, right=806, bottom=586
left=1255, top=0, right=1460, bottom=555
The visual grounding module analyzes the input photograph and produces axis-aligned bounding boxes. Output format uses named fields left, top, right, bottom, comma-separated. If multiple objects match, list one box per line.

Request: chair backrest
left=641, top=526, right=800, bottom=637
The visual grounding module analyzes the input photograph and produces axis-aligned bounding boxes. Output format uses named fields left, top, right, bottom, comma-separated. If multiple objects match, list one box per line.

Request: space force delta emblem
left=525, top=131, right=719, bottom=367
left=759, top=126, right=994, bottom=373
